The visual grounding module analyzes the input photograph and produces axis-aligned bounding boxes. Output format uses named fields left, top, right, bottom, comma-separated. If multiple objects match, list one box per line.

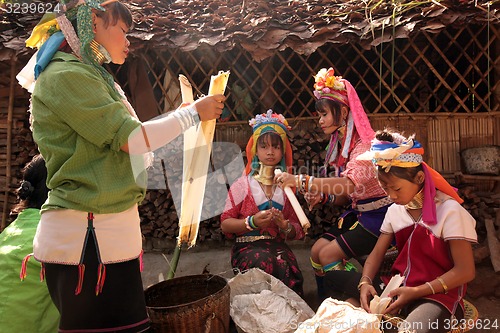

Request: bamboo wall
left=1, top=24, right=498, bottom=234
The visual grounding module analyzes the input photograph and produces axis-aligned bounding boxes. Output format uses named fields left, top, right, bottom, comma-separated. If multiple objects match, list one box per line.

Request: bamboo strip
left=178, top=71, right=229, bottom=247
left=274, top=169, right=310, bottom=232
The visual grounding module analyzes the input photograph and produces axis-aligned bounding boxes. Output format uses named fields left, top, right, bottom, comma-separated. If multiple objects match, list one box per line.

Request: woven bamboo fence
left=1, top=24, right=498, bottom=238
left=118, top=24, right=499, bottom=178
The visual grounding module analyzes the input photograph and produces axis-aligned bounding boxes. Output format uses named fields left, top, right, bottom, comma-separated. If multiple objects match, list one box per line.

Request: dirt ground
left=141, top=241, right=500, bottom=332
left=465, top=264, right=500, bottom=333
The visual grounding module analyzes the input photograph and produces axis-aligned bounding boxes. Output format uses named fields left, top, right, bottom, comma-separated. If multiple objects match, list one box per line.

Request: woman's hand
left=253, top=210, right=274, bottom=229
left=384, top=286, right=420, bottom=315
left=192, top=94, right=226, bottom=121
left=359, top=284, right=378, bottom=312
left=304, top=192, right=322, bottom=211
left=269, top=208, right=287, bottom=229
left=274, top=172, right=295, bottom=188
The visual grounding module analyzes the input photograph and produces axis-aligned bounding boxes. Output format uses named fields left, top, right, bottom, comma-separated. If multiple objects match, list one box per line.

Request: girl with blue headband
left=326, top=129, right=476, bottom=333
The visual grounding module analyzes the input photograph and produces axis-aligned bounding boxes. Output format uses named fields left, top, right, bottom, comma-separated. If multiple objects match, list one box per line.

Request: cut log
left=485, top=219, right=500, bottom=272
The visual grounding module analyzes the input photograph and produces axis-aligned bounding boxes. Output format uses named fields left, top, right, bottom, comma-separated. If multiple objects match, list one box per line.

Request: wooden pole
left=1, top=54, right=16, bottom=231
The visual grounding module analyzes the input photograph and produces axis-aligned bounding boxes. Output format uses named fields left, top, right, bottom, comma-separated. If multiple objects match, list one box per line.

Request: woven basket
left=356, top=247, right=398, bottom=277
left=145, top=274, right=230, bottom=333
left=381, top=300, right=478, bottom=333
left=378, top=248, right=399, bottom=277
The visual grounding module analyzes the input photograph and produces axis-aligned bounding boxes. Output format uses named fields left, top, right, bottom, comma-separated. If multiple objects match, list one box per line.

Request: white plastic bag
left=228, top=268, right=315, bottom=333
left=294, top=298, right=381, bottom=333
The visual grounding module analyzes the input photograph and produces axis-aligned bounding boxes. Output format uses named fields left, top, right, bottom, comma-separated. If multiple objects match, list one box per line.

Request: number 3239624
left=444, top=318, right=498, bottom=330
left=4, top=2, right=62, bottom=14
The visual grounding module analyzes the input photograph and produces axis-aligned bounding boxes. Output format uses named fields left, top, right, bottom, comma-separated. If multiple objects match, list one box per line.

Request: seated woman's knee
left=318, top=245, right=344, bottom=266
left=311, top=239, right=328, bottom=259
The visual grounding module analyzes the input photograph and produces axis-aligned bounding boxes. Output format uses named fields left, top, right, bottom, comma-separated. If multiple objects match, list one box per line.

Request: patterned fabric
left=231, top=240, right=304, bottom=296
left=357, top=137, right=424, bottom=169
left=380, top=191, right=477, bottom=314
left=340, top=140, right=387, bottom=205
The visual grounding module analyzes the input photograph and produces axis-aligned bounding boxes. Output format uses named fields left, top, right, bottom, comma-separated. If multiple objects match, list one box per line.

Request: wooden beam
left=2, top=55, right=16, bottom=231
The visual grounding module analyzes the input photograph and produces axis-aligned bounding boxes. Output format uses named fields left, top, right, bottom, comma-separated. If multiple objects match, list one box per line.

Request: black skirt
left=44, top=237, right=150, bottom=332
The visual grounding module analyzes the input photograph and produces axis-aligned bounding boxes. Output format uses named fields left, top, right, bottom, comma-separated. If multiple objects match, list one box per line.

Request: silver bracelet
left=172, top=105, right=200, bottom=132
left=329, top=194, right=336, bottom=204
left=280, top=221, right=293, bottom=234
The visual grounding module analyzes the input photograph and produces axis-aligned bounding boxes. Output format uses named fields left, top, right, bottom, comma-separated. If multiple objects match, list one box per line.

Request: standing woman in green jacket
left=0, top=155, right=59, bottom=332
left=19, top=0, right=225, bottom=332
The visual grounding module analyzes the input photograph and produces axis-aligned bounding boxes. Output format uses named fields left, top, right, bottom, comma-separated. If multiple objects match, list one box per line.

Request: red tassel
left=75, top=264, right=85, bottom=295
left=139, top=250, right=144, bottom=272
left=40, top=263, right=45, bottom=282
left=20, top=253, right=33, bottom=281
left=95, top=263, right=106, bottom=295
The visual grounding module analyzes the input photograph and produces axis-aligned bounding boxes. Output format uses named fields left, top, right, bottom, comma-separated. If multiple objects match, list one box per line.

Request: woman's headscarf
left=357, top=134, right=464, bottom=225
left=18, top=0, right=119, bottom=92
left=313, top=68, right=375, bottom=172
left=244, top=110, right=293, bottom=175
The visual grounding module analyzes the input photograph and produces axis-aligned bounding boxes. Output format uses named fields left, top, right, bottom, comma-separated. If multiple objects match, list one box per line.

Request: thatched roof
left=1, top=0, right=499, bottom=61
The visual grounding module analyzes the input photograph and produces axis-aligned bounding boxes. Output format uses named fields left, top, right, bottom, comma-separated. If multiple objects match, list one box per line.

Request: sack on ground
left=294, top=298, right=381, bottom=333
left=228, top=268, right=315, bottom=333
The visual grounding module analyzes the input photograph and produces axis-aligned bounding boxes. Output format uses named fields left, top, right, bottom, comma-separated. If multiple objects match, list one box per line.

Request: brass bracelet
left=357, top=280, right=371, bottom=291
left=437, top=277, right=448, bottom=294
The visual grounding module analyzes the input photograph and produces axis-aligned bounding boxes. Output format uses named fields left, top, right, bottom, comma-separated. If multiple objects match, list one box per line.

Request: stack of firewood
left=0, top=60, right=38, bottom=228
left=460, top=186, right=500, bottom=272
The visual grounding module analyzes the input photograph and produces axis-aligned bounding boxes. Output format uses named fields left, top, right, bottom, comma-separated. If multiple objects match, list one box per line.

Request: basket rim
left=145, top=274, right=229, bottom=310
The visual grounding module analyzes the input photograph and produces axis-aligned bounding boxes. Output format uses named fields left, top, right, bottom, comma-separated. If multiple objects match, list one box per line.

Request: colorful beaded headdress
left=245, top=110, right=293, bottom=175
left=357, top=134, right=424, bottom=171
left=357, top=133, right=463, bottom=225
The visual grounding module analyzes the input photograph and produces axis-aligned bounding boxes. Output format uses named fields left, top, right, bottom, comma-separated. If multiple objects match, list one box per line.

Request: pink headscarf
left=313, top=68, right=374, bottom=168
